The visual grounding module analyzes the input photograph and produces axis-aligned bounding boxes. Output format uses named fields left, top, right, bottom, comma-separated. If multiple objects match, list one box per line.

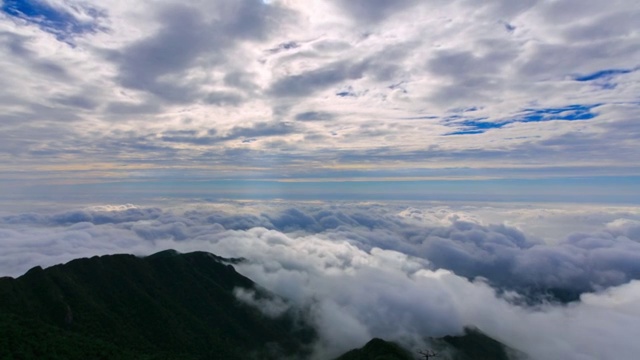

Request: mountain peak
left=0, top=250, right=314, bottom=359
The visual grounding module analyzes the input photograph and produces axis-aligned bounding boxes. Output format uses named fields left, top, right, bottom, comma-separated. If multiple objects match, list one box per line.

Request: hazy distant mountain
left=0, top=250, right=516, bottom=359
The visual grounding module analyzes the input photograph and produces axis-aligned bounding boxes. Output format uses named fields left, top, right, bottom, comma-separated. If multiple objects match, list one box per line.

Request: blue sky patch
left=517, top=104, right=599, bottom=122
left=574, top=69, right=633, bottom=82
left=2, top=0, right=103, bottom=41
left=336, top=85, right=357, bottom=97
left=446, top=129, right=488, bottom=135
left=445, top=118, right=503, bottom=135
left=574, top=68, right=636, bottom=90
left=460, top=119, right=504, bottom=129
left=446, top=104, right=599, bottom=135
left=336, top=90, right=356, bottom=97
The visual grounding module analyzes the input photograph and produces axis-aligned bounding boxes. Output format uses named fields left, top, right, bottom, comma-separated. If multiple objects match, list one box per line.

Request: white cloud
left=0, top=0, right=638, bottom=183
left=2, top=200, right=640, bottom=359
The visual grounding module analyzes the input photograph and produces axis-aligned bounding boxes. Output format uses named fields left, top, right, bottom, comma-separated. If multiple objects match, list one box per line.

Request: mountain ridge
left=0, top=250, right=314, bottom=359
left=0, top=250, right=517, bottom=360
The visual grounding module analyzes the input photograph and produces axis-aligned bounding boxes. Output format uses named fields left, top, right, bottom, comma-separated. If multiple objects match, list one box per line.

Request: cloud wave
left=2, top=201, right=640, bottom=359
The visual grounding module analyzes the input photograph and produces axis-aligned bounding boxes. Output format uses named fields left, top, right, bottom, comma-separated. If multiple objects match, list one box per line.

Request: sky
left=2, top=1, right=640, bottom=359
left=0, top=0, right=639, bottom=203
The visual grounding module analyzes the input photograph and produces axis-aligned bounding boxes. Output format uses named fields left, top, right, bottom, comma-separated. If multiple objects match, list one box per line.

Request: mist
left=2, top=200, right=640, bottom=359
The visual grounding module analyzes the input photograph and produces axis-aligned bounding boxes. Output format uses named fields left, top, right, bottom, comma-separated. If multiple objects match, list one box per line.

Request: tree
left=418, top=349, right=440, bottom=360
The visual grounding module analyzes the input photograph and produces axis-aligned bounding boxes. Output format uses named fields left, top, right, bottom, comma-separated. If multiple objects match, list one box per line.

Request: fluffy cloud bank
left=2, top=200, right=640, bottom=359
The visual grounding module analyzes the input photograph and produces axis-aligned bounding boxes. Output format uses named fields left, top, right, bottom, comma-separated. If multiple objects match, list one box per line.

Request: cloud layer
left=2, top=200, right=640, bottom=359
left=1, top=0, right=639, bottom=185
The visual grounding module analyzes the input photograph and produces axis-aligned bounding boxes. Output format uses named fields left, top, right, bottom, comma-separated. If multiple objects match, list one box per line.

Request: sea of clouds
left=2, top=200, right=640, bottom=359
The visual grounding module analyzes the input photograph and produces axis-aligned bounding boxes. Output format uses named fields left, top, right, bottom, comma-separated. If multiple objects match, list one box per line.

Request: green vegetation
left=438, top=327, right=512, bottom=360
left=0, top=250, right=515, bottom=359
left=334, top=338, right=414, bottom=360
left=0, top=250, right=314, bottom=359
left=335, top=328, right=515, bottom=360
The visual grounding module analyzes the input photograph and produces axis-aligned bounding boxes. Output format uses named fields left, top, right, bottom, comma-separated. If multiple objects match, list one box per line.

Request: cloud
left=606, top=218, right=640, bottom=240
left=2, top=201, right=640, bottom=359
left=233, top=287, right=290, bottom=318
left=444, top=104, right=601, bottom=135
left=1, top=0, right=638, bottom=184
left=5, top=201, right=640, bottom=298
left=204, top=91, right=245, bottom=106
left=2, top=0, right=640, bottom=355
left=0, top=31, right=69, bottom=79
left=1, top=0, right=105, bottom=41
left=330, top=0, right=421, bottom=24
left=294, top=111, right=335, bottom=122
left=105, top=0, right=293, bottom=104
left=268, top=60, right=368, bottom=98
left=224, top=121, right=296, bottom=140
left=574, top=69, right=634, bottom=82
left=106, top=5, right=213, bottom=102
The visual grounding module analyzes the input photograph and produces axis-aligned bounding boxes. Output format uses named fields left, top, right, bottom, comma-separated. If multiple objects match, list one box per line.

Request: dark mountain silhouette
left=334, top=337, right=414, bottom=360
left=334, top=327, right=515, bottom=360
left=0, top=250, right=314, bottom=359
left=436, top=327, right=515, bottom=360
left=0, top=250, right=517, bottom=359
